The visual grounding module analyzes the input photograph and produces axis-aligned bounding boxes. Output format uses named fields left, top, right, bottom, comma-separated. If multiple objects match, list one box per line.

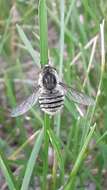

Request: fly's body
left=10, top=64, right=95, bottom=117
left=38, top=65, right=65, bottom=115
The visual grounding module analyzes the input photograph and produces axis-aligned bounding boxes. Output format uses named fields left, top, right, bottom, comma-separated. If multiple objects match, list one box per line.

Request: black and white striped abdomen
left=39, top=90, right=65, bottom=115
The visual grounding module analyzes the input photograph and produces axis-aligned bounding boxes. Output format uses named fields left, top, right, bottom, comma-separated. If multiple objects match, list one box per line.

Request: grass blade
left=0, top=147, right=19, bottom=190
left=16, top=24, right=40, bottom=67
left=39, top=0, right=48, bottom=65
left=64, top=123, right=96, bottom=190
left=38, top=1, right=50, bottom=189
left=48, top=128, right=64, bottom=173
left=53, top=0, right=65, bottom=187
left=56, top=0, right=65, bottom=140
left=20, top=129, right=44, bottom=190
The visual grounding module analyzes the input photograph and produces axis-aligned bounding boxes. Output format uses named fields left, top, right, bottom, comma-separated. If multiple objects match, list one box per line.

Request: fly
left=10, top=64, right=95, bottom=117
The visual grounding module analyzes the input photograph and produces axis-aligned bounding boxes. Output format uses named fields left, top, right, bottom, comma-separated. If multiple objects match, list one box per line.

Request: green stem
left=42, top=114, right=50, bottom=190
left=39, top=0, right=48, bottom=65
left=38, top=0, right=50, bottom=189
left=52, top=150, right=57, bottom=190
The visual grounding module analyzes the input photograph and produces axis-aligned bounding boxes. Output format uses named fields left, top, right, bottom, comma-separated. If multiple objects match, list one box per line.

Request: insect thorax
left=42, top=72, right=57, bottom=90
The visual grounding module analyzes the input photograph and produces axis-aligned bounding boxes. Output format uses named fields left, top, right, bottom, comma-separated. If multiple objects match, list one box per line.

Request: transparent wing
left=10, top=88, right=40, bottom=117
left=68, top=88, right=95, bottom=105
left=60, top=82, right=95, bottom=106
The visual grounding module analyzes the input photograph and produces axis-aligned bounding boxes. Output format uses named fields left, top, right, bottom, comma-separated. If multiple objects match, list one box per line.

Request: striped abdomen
left=39, top=90, right=65, bottom=115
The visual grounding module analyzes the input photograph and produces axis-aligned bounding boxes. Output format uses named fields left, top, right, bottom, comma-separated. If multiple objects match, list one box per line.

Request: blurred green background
left=0, top=0, right=107, bottom=189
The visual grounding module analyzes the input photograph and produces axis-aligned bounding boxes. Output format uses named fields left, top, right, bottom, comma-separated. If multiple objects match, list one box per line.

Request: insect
left=10, top=64, right=95, bottom=117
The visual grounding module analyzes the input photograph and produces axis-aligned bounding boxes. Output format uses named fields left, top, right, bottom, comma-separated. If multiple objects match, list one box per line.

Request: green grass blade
left=48, top=128, right=64, bottom=173
left=53, top=0, right=65, bottom=187
left=64, top=98, right=80, bottom=119
left=39, top=0, right=48, bottom=65
left=9, top=130, right=40, bottom=161
left=0, top=147, right=19, bottom=190
left=20, top=129, right=44, bottom=190
left=56, top=0, right=65, bottom=136
left=64, top=123, right=96, bottom=190
left=38, top=0, right=50, bottom=189
left=16, top=24, right=40, bottom=67
left=4, top=73, right=16, bottom=107
left=59, top=0, right=65, bottom=78
left=65, top=0, right=75, bottom=27
left=0, top=14, right=11, bottom=54
left=42, top=114, right=50, bottom=190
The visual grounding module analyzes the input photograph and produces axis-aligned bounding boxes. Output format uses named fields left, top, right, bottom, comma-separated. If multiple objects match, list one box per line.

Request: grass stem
left=38, top=0, right=50, bottom=189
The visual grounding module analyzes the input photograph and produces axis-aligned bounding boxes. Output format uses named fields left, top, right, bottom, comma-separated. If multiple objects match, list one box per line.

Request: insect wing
left=68, top=88, right=95, bottom=105
left=10, top=89, right=40, bottom=117
left=60, top=83, right=95, bottom=106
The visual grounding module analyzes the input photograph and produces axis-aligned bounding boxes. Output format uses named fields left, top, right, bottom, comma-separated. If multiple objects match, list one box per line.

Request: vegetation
left=0, top=0, right=107, bottom=189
